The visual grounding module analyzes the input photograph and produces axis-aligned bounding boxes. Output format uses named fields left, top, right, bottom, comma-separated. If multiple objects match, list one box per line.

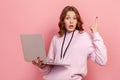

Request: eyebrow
left=65, top=15, right=76, bottom=17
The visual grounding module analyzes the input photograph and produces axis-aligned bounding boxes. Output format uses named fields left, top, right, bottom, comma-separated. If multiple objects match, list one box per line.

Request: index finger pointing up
left=95, top=16, right=98, bottom=25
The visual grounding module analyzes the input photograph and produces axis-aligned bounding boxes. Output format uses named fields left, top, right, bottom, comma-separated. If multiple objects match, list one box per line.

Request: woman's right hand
left=32, top=57, right=48, bottom=69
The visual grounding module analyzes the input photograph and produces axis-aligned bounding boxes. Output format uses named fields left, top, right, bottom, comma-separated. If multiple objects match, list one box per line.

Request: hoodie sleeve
left=88, top=32, right=107, bottom=66
left=46, top=35, right=56, bottom=63
left=39, top=36, right=56, bottom=72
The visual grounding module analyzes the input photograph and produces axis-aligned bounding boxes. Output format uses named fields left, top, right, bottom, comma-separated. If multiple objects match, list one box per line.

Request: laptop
left=20, top=34, right=70, bottom=66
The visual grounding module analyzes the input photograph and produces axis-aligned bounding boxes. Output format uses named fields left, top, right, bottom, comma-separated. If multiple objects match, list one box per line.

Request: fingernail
left=32, top=60, right=34, bottom=63
left=96, top=16, right=98, bottom=19
left=37, top=57, right=39, bottom=59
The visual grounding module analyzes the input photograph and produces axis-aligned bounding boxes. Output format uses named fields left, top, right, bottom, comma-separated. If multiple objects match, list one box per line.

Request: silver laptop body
left=20, top=34, right=70, bottom=66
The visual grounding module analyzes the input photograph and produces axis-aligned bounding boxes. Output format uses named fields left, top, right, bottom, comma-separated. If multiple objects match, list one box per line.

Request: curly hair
left=58, top=6, right=84, bottom=37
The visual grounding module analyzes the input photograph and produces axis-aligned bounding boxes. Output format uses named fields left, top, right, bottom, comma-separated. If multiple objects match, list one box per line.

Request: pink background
left=0, top=0, right=120, bottom=80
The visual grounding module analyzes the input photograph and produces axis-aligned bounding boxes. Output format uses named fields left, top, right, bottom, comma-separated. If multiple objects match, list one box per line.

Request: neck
left=66, top=30, right=76, bottom=33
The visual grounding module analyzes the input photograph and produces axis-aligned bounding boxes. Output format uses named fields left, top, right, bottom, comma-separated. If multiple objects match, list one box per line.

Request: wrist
left=92, top=30, right=98, bottom=33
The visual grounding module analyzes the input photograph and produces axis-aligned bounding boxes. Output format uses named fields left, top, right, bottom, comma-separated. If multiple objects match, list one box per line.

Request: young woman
left=32, top=6, right=107, bottom=80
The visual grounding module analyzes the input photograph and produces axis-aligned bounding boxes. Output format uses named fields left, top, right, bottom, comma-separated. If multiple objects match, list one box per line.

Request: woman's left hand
left=90, top=16, right=98, bottom=33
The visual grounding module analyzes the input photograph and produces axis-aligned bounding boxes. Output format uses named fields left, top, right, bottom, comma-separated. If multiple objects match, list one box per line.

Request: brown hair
left=58, top=6, right=84, bottom=37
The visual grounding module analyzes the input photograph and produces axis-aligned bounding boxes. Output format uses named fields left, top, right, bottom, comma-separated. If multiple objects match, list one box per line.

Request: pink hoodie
left=41, top=30, right=107, bottom=80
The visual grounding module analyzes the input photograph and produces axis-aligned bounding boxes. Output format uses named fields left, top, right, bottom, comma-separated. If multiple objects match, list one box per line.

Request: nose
left=70, top=19, right=73, bottom=24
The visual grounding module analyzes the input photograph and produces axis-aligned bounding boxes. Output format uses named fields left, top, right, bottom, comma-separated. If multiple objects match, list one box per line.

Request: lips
left=69, top=25, right=74, bottom=29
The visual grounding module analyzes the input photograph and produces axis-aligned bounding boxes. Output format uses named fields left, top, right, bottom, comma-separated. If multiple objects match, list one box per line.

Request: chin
left=67, top=29, right=75, bottom=32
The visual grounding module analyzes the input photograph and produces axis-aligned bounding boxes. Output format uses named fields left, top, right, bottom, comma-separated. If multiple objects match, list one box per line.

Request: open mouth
left=69, top=25, right=74, bottom=29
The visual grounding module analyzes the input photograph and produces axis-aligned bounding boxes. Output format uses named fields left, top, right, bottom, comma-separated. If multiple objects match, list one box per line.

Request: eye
left=65, top=17, right=70, bottom=20
left=73, top=17, right=77, bottom=20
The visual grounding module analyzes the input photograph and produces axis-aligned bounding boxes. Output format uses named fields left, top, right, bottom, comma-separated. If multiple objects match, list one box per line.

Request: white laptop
left=20, top=34, right=70, bottom=66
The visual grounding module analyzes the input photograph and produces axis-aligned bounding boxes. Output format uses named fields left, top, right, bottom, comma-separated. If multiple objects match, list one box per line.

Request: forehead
left=66, top=11, right=76, bottom=16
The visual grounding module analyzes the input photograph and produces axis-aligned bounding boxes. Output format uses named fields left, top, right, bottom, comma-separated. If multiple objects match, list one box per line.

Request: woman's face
left=64, top=11, right=77, bottom=32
